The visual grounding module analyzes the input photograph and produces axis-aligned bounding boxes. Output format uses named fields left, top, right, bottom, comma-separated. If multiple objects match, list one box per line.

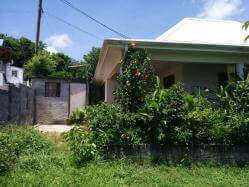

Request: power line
left=58, top=0, right=129, bottom=39
left=44, top=11, right=102, bottom=40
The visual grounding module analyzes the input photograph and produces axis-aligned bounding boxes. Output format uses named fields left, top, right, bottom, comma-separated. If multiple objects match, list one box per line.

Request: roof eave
left=94, top=38, right=249, bottom=83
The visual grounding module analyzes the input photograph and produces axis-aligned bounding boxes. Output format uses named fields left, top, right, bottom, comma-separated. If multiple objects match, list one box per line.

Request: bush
left=0, top=125, right=53, bottom=174
left=140, top=78, right=187, bottom=144
left=64, top=126, right=97, bottom=165
left=217, top=80, right=249, bottom=113
left=113, top=48, right=156, bottom=112
left=227, top=112, right=249, bottom=144
left=67, top=108, right=86, bottom=125
left=184, top=93, right=228, bottom=144
left=65, top=103, right=145, bottom=164
left=0, top=132, right=19, bottom=174
left=85, top=103, right=143, bottom=147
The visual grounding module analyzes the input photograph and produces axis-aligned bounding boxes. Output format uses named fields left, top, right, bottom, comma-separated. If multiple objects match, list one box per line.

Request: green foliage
left=114, top=48, right=156, bottom=112
left=80, top=47, right=100, bottom=81
left=85, top=103, right=144, bottom=148
left=217, top=80, right=249, bottom=113
left=65, top=103, right=144, bottom=164
left=64, top=127, right=97, bottom=165
left=140, top=78, right=187, bottom=144
left=24, top=50, right=56, bottom=78
left=67, top=108, right=86, bottom=125
left=24, top=50, right=81, bottom=79
left=184, top=93, right=229, bottom=144
left=3, top=156, right=249, bottom=185
left=0, top=125, right=53, bottom=175
left=0, top=132, right=19, bottom=174
left=0, top=33, right=45, bottom=67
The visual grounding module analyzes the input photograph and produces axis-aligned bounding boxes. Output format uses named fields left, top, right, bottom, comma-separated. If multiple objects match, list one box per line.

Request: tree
left=0, top=33, right=45, bottom=67
left=24, top=50, right=79, bottom=79
left=113, top=48, right=157, bottom=112
left=24, top=50, right=56, bottom=78
left=80, top=47, right=101, bottom=80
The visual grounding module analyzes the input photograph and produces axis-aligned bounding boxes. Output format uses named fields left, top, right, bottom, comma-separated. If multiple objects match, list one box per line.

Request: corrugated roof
left=156, top=18, right=249, bottom=46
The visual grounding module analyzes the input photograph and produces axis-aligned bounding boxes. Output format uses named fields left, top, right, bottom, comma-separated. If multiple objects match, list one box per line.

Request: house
left=94, top=18, right=249, bottom=102
left=32, top=77, right=89, bottom=125
left=0, top=39, right=24, bottom=86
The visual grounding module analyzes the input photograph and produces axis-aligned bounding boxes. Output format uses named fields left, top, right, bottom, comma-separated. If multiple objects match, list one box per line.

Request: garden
left=1, top=48, right=249, bottom=185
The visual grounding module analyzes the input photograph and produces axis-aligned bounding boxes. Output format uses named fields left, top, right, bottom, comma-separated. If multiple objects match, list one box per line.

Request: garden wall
left=0, top=84, right=34, bottom=125
left=108, top=144, right=249, bottom=164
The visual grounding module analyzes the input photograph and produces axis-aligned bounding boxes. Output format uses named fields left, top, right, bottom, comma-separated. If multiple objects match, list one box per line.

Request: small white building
left=0, top=39, right=24, bottom=86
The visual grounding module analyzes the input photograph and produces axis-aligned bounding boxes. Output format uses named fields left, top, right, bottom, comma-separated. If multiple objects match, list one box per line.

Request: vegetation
left=79, top=47, right=101, bottom=81
left=64, top=48, right=249, bottom=164
left=0, top=33, right=45, bottom=67
left=1, top=127, right=249, bottom=186
left=0, top=33, right=101, bottom=81
left=0, top=125, right=53, bottom=174
left=114, top=48, right=156, bottom=112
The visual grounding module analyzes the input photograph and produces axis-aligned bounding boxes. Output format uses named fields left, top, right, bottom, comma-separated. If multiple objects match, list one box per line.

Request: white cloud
left=46, top=34, right=72, bottom=48
left=197, top=0, right=245, bottom=20
left=46, top=46, right=58, bottom=54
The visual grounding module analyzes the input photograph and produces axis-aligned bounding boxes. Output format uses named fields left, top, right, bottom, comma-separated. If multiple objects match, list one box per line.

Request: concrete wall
left=33, top=78, right=87, bottom=125
left=0, top=85, right=9, bottom=122
left=108, top=144, right=249, bottom=164
left=70, top=83, right=87, bottom=114
left=33, top=79, right=69, bottom=124
left=0, top=84, right=34, bottom=125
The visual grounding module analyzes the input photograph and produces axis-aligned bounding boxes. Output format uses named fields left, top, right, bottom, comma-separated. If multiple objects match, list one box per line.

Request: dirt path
left=35, top=124, right=73, bottom=133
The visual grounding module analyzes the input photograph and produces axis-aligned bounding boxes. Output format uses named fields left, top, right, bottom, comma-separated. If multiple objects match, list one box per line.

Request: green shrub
left=217, top=80, right=249, bottom=113
left=85, top=103, right=143, bottom=147
left=140, top=78, right=187, bottom=144
left=0, top=125, right=53, bottom=174
left=64, top=126, right=97, bottom=165
left=113, top=48, right=156, bottom=112
left=0, top=132, right=19, bottom=174
left=67, top=108, right=86, bottom=125
left=227, top=112, right=249, bottom=144
left=65, top=103, right=145, bottom=164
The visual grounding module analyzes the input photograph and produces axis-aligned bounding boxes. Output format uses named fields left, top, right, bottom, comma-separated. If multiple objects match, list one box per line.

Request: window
left=12, top=70, right=18, bottom=77
left=163, top=74, right=175, bottom=89
left=45, top=82, right=61, bottom=97
left=218, top=72, right=228, bottom=86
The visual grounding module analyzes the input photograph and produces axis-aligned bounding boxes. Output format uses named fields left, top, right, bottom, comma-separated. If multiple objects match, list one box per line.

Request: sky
left=1, top=0, right=249, bottom=61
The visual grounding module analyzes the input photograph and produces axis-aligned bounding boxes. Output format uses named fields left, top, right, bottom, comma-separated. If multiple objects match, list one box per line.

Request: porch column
left=236, top=64, right=245, bottom=80
left=104, top=75, right=118, bottom=103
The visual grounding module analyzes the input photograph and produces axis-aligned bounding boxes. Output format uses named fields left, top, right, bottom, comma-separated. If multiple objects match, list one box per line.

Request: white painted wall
left=5, top=63, right=23, bottom=85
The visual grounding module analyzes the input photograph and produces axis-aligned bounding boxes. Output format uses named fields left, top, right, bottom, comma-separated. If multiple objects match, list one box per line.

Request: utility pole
left=35, top=0, right=43, bottom=53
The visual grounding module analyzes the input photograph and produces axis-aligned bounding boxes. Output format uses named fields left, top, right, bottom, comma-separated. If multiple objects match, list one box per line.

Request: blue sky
left=1, top=0, right=248, bottom=60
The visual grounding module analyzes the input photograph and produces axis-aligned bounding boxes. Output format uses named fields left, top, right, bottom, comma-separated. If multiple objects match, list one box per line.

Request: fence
left=0, top=84, right=34, bottom=125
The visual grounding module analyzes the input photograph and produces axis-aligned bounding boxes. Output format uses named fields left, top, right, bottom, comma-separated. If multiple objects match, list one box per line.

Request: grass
left=1, top=132, right=249, bottom=186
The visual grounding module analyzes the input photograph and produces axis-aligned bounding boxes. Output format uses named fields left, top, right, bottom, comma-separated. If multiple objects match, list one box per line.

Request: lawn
left=1, top=132, right=249, bottom=186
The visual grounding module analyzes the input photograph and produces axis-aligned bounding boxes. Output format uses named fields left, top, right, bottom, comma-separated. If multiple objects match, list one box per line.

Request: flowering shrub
left=113, top=48, right=156, bottom=112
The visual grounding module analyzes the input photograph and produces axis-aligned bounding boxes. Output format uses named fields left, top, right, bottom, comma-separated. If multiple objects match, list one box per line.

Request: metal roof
left=156, top=18, right=249, bottom=46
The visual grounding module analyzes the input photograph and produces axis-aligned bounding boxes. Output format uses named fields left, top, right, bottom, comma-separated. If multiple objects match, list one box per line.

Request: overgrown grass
left=1, top=130, right=249, bottom=185
left=2, top=154, right=249, bottom=186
